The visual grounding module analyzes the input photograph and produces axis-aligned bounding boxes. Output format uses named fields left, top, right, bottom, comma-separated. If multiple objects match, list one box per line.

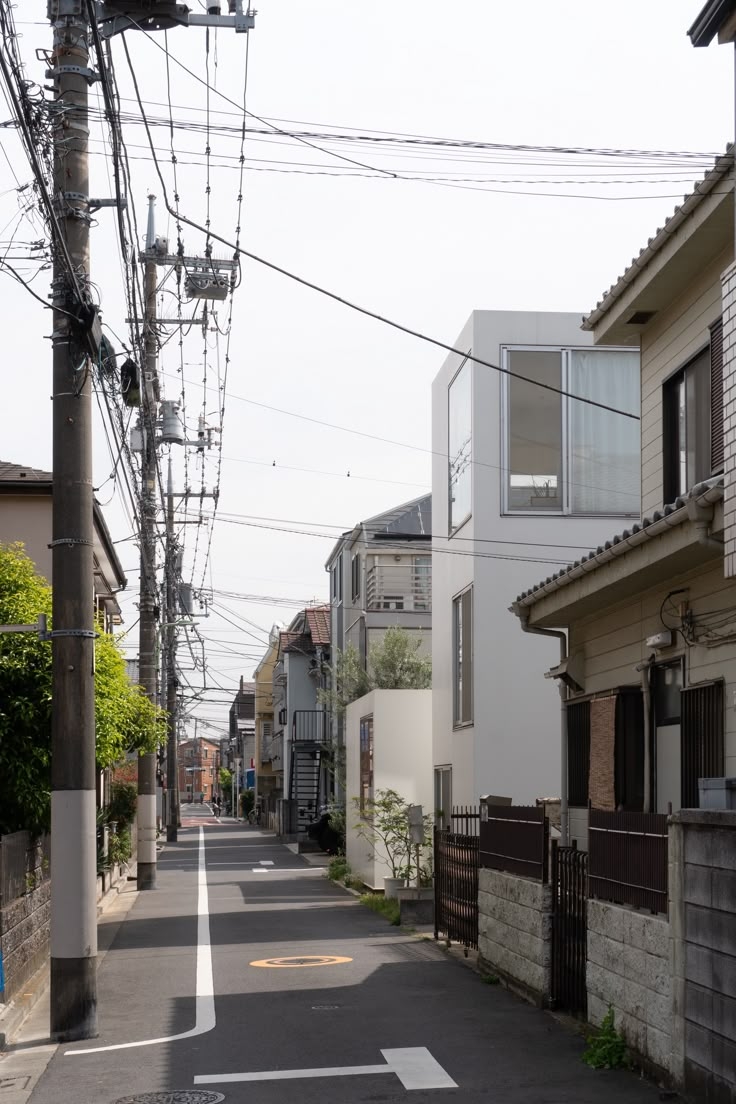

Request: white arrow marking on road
left=194, top=1047, right=457, bottom=1090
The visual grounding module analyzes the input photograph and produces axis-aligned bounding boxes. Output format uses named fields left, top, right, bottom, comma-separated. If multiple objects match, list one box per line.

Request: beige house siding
left=639, top=249, right=728, bottom=517
left=569, top=559, right=736, bottom=780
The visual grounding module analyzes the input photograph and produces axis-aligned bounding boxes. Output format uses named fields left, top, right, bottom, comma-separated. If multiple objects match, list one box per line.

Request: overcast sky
left=2, top=1, right=733, bottom=736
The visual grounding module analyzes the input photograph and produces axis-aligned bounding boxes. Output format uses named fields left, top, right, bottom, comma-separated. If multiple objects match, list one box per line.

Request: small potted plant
left=353, top=789, right=415, bottom=898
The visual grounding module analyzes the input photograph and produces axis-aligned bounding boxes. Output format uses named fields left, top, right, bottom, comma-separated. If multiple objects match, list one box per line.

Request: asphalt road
left=16, top=811, right=666, bottom=1104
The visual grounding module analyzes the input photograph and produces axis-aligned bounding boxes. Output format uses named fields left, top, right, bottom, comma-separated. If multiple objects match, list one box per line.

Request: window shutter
left=711, top=318, right=724, bottom=473
left=681, top=681, right=724, bottom=809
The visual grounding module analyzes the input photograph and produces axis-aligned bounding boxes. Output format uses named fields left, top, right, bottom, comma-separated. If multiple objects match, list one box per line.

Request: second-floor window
left=359, top=715, right=374, bottom=815
left=663, top=320, right=723, bottom=503
left=453, top=586, right=473, bottom=727
left=448, top=356, right=472, bottom=533
left=503, top=346, right=640, bottom=515
left=351, top=553, right=361, bottom=602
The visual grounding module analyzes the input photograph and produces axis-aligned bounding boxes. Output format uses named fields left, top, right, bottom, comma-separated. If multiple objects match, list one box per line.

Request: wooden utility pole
left=48, top=0, right=97, bottom=1041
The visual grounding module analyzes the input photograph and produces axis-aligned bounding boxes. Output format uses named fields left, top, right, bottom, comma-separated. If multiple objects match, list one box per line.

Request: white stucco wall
left=431, top=311, right=641, bottom=808
left=345, top=689, right=432, bottom=889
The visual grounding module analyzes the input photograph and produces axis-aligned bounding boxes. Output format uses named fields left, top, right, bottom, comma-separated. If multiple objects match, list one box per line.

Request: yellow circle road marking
left=250, top=955, right=353, bottom=968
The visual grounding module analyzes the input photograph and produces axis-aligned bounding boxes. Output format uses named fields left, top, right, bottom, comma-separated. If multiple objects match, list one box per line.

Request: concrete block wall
left=586, top=899, right=674, bottom=1077
left=478, top=868, right=552, bottom=1006
left=0, top=880, right=51, bottom=1003
left=670, top=811, right=736, bottom=1104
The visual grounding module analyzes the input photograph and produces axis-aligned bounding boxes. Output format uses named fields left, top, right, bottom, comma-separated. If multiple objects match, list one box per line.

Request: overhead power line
left=125, top=58, right=639, bottom=422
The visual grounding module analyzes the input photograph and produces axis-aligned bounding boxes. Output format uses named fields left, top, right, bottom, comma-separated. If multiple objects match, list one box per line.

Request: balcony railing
left=365, top=563, right=431, bottom=613
left=292, top=709, right=329, bottom=744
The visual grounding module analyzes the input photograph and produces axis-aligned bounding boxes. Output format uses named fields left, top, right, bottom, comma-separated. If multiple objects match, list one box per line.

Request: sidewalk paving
left=0, top=823, right=675, bottom=1104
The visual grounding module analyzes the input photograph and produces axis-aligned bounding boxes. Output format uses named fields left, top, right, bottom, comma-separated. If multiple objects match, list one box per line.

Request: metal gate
left=551, top=843, right=588, bottom=1016
left=434, top=828, right=479, bottom=954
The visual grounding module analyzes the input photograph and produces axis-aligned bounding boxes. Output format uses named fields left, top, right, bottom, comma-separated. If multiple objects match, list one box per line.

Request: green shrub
left=327, top=855, right=351, bottom=882
left=359, top=892, right=400, bottom=926
left=583, top=1006, right=628, bottom=1070
left=107, top=828, right=132, bottom=868
left=107, top=781, right=137, bottom=829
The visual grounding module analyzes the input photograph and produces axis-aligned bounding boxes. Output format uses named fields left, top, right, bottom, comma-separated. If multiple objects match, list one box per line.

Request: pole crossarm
left=0, top=615, right=50, bottom=640
left=95, top=2, right=255, bottom=38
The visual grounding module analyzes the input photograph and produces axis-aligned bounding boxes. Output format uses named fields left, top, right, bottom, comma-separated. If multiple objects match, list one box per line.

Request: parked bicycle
left=247, top=804, right=262, bottom=826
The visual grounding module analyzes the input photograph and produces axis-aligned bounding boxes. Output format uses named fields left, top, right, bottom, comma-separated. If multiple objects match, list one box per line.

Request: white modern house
left=431, top=311, right=641, bottom=818
left=345, top=688, right=432, bottom=888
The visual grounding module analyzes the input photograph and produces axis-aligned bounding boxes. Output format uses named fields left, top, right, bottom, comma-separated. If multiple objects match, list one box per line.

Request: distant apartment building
left=325, top=495, right=432, bottom=744
left=177, top=736, right=221, bottom=802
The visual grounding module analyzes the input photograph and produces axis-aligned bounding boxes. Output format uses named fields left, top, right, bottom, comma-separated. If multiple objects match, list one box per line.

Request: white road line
left=194, top=1047, right=457, bottom=1090
left=66, top=826, right=215, bottom=1055
left=258, top=860, right=275, bottom=866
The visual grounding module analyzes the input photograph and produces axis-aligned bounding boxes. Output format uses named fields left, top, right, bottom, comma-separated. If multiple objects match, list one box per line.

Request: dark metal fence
left=479, top=805, right=549, bottom=882
left=451, top=806, right=480, bottom=835
left=551, top=843, right=588, bottom=1017
left=549, top=843, right=591, bottom=1015
left=0, top=832, right=51, bottom=907
left=588, top=808, right=668, bottom=915
left=434, top=828, right=479, bottom=954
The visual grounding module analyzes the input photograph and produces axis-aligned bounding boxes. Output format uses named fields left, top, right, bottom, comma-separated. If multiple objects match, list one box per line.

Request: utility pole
left=137, top=194, right=160, bottom=890
left=165, top=458, right=180, bottom=841
left=48, top=0, right=97, bottom=1041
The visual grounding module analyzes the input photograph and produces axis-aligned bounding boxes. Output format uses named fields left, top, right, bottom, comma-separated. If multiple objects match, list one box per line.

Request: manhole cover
left=112, top=1094, right=225, bottom=1104
left=250, top=954, right=352, bottom=968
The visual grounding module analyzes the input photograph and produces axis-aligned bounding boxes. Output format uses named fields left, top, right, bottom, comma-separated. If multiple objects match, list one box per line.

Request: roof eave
left=688, top=0, right=736, bottom=46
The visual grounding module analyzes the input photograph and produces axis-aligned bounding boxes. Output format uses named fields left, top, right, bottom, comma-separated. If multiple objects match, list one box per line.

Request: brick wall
left=589, top=696, right=616, bottom=810
left=722, top=262, right=736, bottom=577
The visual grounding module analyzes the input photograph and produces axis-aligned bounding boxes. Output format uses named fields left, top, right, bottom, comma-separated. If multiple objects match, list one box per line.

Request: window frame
left=452, top=585, right=473, bottom=729
left=359, top=714, right=374, bottom=816
left=448, top=354, right=472, bottom=536
left=662, top=343, right=712, bottom=504
left=351, top=553, right=361, bottom=603
left=501, top=344, right=640, bottom=518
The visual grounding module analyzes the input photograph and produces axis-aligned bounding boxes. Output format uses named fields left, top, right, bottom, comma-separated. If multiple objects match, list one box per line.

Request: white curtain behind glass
left=569, top=350, right=640, bottom=515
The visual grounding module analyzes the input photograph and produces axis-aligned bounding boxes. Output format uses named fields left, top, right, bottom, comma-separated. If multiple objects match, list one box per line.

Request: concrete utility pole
left=137, top=194, right=160, bottom=889
left=165, top=458, right=180, bottom=841
left=48, top=0, right=97, bottom=1041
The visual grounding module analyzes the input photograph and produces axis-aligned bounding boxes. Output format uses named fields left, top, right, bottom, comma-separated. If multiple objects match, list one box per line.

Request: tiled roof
left=582, top=148, right=733, bottom=331
left=0, top=461, right=52, bottom=482
left=305, top=605, right=330, bottom=646
left=513, top=479, right=724, bottom=610
left=278, top=630, right=301, bottom=652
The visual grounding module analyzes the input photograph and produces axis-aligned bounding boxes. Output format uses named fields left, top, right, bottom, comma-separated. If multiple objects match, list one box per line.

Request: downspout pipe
left=517, top=615, right=570, bottom=846
left=687, top=498, right=725, bottom=551
left=635, top=656, right=655, bottom=814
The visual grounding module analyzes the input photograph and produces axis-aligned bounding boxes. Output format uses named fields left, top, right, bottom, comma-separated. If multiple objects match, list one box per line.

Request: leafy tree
left=0, top=543, right=166, bottom=835
left=319, top=627, right=431, bottom=715
left=353, top=788, right=432, bottom=882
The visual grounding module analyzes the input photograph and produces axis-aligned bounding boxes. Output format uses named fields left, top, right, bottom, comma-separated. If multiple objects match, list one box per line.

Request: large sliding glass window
left=503, top=346, right=639, bottom=516
left=448, top=357, right=472, bottom=532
